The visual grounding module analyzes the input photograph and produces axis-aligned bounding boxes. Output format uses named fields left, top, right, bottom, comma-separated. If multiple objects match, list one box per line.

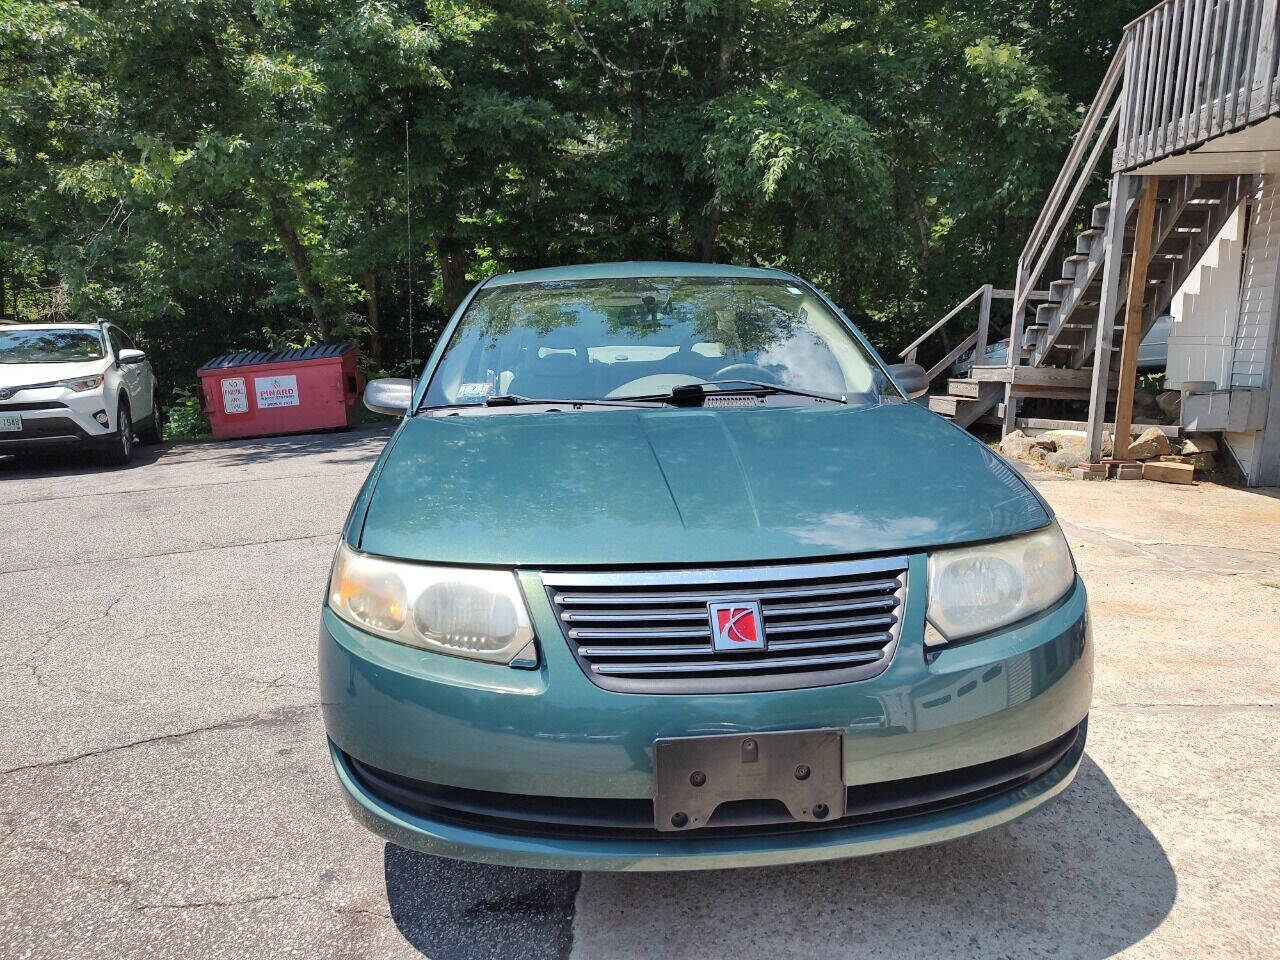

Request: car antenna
left=405, top=117, right=415, bottom=393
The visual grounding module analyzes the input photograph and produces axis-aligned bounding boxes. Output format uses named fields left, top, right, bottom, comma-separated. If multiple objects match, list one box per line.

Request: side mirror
left=887, top=363, right=929, bottom=400
left=364, top=378, right=413, bottom=417
left=118, top=348, right=147, bottom=365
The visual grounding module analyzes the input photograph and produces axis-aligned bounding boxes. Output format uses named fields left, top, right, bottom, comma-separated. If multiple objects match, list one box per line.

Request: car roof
left=483, top=261, right=798, bottom=288
left=0, top=322, right=102, bottom=330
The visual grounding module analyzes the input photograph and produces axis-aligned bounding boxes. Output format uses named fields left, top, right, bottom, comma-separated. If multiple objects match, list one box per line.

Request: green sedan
left=320, top=262, right=1091, bottom=871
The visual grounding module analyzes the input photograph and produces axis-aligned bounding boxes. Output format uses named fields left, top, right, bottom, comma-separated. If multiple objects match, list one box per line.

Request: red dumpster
left=197, top=344, right=365, bottom=441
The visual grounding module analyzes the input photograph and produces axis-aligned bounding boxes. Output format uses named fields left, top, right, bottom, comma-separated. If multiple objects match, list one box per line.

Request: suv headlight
left=327, top=541, right=535, bottom=664
left=925, top=521, right=1075, bottom=645
left=57, top=374, right=105, bottom=392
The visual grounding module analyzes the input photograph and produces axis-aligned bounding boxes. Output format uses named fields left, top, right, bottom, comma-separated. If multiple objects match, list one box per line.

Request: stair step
left=946, top=379, right=1003, bottom=399
left=928, top=395, right=965, bottom=417
left=1075, top=230, right=1102, bottom=254
left=1062, top=254, right=1091, bottom=279
left=1091, top=202, right=1110, bottom=228
left=1048, top=278, right=1074, bottom=301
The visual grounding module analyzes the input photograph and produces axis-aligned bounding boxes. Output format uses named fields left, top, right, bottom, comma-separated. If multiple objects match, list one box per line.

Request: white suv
left=0, top=322, right=162, bottom=465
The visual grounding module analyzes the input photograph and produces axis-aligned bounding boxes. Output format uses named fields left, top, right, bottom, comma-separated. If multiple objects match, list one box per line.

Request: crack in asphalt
left=10, top=589, right=130, bottom=686
left=0, top=703, right=320, bottom=778
left=1059, top=517, right=1280, bottom=574
left=134, top=892, right=391, bottom=920
left=0, top=532, right=339, bottom=577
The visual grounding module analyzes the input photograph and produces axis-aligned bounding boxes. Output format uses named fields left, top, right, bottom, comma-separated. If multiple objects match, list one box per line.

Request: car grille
left=542, top=556, right=909, bottom=694
left=342, top=720, right=1085, bottom=841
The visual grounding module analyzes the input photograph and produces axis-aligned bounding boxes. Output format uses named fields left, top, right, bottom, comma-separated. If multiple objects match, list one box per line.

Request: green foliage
left=0, top=0, right=1140, bottom=381
left=162, top=386, right=211, bottom=440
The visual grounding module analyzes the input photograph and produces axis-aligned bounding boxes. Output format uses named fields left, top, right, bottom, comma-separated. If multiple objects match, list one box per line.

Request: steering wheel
left=713, top=363, right=780, bottom=384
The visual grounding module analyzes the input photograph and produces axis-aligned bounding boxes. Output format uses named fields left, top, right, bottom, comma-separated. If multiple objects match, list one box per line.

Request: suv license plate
left=0, top=413, right=20, bottom=432
left=653, top=729, right=844, bottom=831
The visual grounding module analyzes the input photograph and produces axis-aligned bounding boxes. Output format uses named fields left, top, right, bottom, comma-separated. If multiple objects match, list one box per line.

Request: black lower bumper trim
left=0, top=415, right=103, bottom=449
left=345, top=719, right=1086, bottom=841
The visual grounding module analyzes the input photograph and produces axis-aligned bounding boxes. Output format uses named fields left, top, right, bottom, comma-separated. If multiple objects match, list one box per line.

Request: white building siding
left=1165, top=201, right=1245, bottom=390
left=1232, top=177, right=1280, bottom=388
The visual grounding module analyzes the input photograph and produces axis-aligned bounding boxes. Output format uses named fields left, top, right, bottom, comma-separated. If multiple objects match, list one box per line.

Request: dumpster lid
left=199, top=343, right=355, bottom=372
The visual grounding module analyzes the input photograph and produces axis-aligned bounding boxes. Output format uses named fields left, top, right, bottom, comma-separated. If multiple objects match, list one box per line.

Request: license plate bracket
left=653, top=729, right=844, bottom=832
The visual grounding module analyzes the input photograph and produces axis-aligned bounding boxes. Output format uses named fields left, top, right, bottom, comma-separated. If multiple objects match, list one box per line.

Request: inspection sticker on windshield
left=456, top=381, right=493, bottom=403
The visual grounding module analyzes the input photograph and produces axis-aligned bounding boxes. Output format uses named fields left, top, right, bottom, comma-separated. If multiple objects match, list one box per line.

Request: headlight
left=327, top=541, right=536, bottom=664
left=925, top=521, right=1075, bottom=644
left=57, top=374, right=105, bottom=393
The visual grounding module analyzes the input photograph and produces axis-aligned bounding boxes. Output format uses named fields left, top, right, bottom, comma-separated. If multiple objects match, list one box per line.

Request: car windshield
left=422, top=276, right=894, bottom=408
left=0, top=328, right=105, bottom=363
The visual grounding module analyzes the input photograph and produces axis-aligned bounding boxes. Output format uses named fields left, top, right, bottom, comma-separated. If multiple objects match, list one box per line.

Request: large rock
left=1045, top=447, right=1085, bottom=472
left=1036, top=428, right=1112, bottom=458
left=1126, top=426, right=1172, bottom=460
left=1000, top=430, right=1036, bottom=459
left=1182, top=433, right=1219, bottom=455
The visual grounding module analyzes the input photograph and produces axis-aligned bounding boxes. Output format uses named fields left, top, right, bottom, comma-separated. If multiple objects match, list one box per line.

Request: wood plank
left=947, top=379, right=1003, bottom=400
left=971, top=365, right=1111, bottom=388
left=975, top=413, right=1180, bottom=438
left=1143, top=461, right=1196, bottom=484
left=1113, top=178, right=1160, bottom=460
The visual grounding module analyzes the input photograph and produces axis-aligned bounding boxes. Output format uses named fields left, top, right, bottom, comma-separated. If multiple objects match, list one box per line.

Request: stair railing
left=898, top=285, right=1048, bottom=389
left=1118, top=0, right=1280, bottom=172
left=1009, top=41, right=1131, bottom=381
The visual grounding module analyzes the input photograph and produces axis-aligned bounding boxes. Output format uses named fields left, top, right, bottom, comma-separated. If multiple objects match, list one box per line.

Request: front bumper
left=0, top=389, right=115, bottom=450
left=320, top=568, right=1092, bottom=870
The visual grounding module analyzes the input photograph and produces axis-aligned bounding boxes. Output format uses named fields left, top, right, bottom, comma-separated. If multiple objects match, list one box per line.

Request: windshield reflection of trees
left=464, top=279, right=806, bottom=356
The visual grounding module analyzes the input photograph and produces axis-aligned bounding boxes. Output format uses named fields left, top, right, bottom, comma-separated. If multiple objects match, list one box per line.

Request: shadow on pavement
left=383, top=755, right=1175, bottom=960
left=384, top=846, right=579, bottom=960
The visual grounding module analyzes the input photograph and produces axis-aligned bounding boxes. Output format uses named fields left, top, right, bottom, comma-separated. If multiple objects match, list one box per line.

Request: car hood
left=0, top=359, right=106, bottom=388
left=357, top=401, right=1050, bottom=567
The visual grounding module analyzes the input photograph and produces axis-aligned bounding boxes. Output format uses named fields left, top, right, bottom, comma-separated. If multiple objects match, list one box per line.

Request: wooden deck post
left=974, top=284, right=994, bottom=364
left=1003, top=266, right=1027, bottom=436
left=1086, top=172, right=1135, bottom=462
left=1112, top=178, right=1161, bottom=459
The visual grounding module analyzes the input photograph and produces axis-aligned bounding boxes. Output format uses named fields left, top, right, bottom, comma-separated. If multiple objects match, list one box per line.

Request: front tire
left=138, top=390, right=164, bottom=444
left=100, top=402, right=134, bottom=466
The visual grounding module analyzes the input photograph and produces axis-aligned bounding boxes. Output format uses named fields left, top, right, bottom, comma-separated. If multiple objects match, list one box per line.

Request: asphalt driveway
left=1, top=429, right=1276, bottom=959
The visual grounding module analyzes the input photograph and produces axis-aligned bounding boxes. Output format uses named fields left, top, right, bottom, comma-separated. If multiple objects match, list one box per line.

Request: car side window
left=106, top=327, right=125, bottom=358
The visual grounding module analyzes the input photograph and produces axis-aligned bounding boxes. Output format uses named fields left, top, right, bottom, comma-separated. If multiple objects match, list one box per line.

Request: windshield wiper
left=620, top=380, right=848, bottom=406
left=483, top=394, right=666, bottom=409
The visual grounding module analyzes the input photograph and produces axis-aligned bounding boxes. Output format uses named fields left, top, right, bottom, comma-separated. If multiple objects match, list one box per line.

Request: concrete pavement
left=0, top=430, right=1276, bottom=959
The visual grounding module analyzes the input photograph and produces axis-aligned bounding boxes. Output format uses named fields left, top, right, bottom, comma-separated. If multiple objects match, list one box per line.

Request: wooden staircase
left=904, top=0, right=1280, bottom=452
left=927, top=175, right=1248, bottom=430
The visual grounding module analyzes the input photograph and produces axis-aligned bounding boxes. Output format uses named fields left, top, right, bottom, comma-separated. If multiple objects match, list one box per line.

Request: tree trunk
left=256, top=175, right=337, bottom=342
left=364, top=267, right=382, bottom=368
left=362, top=211, right=382, bottom=367
left=438, top=237, right=469, bottom=316
left=695, top=3, right=736, bottom=262
left=696, top=207, right=722, bottom=262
